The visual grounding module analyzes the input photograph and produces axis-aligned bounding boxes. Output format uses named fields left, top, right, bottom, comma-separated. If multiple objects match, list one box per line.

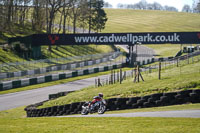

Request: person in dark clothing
left=89, top=93, right=103, bottom=111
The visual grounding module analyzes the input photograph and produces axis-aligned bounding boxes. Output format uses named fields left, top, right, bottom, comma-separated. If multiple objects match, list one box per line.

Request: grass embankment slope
left=104, top=9, right=200, bottom=33
left=41, top=56, right=200, bottom=108
left=104, top=9, right=200, bottom=57
left=0, top=25, right=115, bottom=64
left=0, top=45, right=115, bottom=64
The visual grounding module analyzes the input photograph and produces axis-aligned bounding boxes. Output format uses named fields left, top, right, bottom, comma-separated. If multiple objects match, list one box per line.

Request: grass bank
left=0, top=117, right=199, bottom=133
left=40, top=56, right=200, bottom=108
left=103, top=9, right=200, bottom=33
left=0, top=104, right=200, bottom=133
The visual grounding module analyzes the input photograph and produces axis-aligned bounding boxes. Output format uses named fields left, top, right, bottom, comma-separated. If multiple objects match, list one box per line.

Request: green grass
left=0, top=44, right=115, bottom=73
left=146, top=44, right=181, bottom=57
left=40, top=56, right=200, bottom=108
left=103, top=9, right=200, bottom=33
left=0, top=117, right=200, bottom=133
left=0, top=104, right=200, bottom=133
left=106, top=103, right=200, bottom=114
left=145, top=44, right=198, bottom=57
left=0, top=48, right=25, bottom=63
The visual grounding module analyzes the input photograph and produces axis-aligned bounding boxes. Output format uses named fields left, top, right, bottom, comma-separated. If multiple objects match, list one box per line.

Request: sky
left=104, top=0, right=193, bottom=11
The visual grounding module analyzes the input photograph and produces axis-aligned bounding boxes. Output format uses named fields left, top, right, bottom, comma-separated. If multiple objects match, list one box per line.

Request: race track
left=60, top=110, right=200, bottom=118
left=0, top=45, right=154, bottom=111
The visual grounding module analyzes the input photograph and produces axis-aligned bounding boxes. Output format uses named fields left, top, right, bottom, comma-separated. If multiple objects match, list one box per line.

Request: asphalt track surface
left=60, top=110, right=200, bottom=118
left=0, top=76, right=106, bottom=111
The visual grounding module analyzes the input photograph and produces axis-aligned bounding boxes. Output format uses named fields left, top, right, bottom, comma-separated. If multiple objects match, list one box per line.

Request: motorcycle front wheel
left=98, top=105, right=106, bottom=114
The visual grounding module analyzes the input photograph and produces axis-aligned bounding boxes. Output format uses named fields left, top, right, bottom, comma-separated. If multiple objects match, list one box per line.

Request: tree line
left=0, top=0, right=108, bottom=34
left=116, top=0, right=200, bottom=13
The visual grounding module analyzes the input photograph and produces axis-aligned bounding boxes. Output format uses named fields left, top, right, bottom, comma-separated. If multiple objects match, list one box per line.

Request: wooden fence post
left=120, top=69, right=122, bottom=84
left=177, top=58, right=179, bottom=67
left=117, top=70, right=119, bottom=82
left=95, top=79, right=97, bottom=87
left=159, top=61, right=161, bottom=80
left=114, top=70, right=116, bottom=84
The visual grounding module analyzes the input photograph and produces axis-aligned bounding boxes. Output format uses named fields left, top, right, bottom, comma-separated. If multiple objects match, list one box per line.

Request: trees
left=32, top=0, right=46, bottom=31
left=182, top=4, right=192, bottom=13
left=47, top=0, right=63, bottom=34
left=196, top=0, right=200, bottom=13
left=60, top=0, right=72, bottom=34
left=90, top=0, right=107, bottom=33
left=192, top=0, right=200, bottom=13
left=117, top=0, right=178, bottom=12
left=0, top=0, right=108, bottom=34
left=152, top=2, right=163, bottom=10
left=104, top=2, right=112, bottom=8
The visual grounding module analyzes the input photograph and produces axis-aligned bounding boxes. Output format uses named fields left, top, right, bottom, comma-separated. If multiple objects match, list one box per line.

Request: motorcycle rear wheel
left=81, top=108, right=89, bottom=115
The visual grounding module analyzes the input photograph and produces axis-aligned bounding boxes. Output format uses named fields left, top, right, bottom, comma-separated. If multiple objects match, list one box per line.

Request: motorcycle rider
left=89, top=93, right=103, bottom=112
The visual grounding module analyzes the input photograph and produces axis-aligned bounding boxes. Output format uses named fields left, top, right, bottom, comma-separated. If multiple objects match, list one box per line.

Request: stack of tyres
left=160, top=96, right=171, bottom=106
left=73, top=102, right=83, bottom=114
left=140, top=95, right=151, bottom=108
left=126, top=97, right=140, bottom=109
left=50, top=106, right=58, bottom=116
left=175, top=90, right=192, bottom=104
left=45, top=107, right=52, bottom=116
left=163, top=92, right=177, bottom=105
left=25, top=89, right=200, bottom=117
left=70, top=102, right=81, bottom=114
left=136, top=95, right=150, bottom=108
left=190, top=90, right=200, bottom=103
left=106, top=98, right=118, bottom=111
left=63, top=104, right=71, bottom=115
left=114, top=98, right=129, bottom=110
left=57, top=105, right=65, bottom=116
left=150, top=93, right=163, bottom=106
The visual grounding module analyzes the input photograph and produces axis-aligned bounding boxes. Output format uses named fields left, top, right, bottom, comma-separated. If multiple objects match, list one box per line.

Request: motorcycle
left=81, top=99, right=106, bottom=115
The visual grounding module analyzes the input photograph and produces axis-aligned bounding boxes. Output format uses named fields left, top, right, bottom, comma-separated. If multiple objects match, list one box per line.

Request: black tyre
left=148, top=98, right=154, bottom=103
left=151, top=93, right=163, bottom=100
left=98, top=105, right=106, bottom=114
left=132, top=103, right=139, bottom=108
left=175, top=94, right=184, bottom=99
left=81, top=107, right=89, bottom=115
left=163, top=92, right=177, bottom=98
left=127, top=97, right=140, bottom=105
left=136, top=99, right=146, bottom=107
left=178, top=90, right=192, bottom=97
left=141, top=95, right=151, bottom=101
left=193, top=90, right=200, bottom=95
left=160, top=96, right=169, bottom=102
left=143, top=102, right=151, bottom=107
left=155, top=100, right=162, bottom=106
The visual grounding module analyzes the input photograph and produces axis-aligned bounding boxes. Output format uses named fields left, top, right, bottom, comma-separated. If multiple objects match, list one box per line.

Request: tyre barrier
left=49, top=91, right=74, bottom=100
left=25, top=89, right=200, bottom=117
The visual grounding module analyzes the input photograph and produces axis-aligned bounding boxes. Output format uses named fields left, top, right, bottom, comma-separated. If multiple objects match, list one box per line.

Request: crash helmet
left=98, top=93, right=103, bottom=98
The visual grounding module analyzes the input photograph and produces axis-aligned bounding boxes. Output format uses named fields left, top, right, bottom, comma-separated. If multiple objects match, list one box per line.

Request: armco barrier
left=25, top=89, right=200, bottom=117
left=0, top=62, right=126, bottom=91
left=0, top=57, right=155, bottom=91
left=0, top=52, right=121, bottom=79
